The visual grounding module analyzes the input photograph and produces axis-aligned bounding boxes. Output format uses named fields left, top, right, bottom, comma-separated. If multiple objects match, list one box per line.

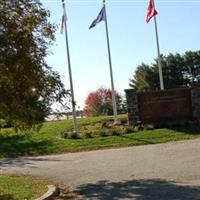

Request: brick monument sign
left=125, top=87, right=200, bottom=125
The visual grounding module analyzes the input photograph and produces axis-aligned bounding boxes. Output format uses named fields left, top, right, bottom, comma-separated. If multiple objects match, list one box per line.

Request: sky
left=41, top=0, right=200, bottom=109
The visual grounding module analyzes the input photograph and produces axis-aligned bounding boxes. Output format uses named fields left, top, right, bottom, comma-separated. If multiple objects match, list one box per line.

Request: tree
left=0, top=0, right=66, bottom=129
left=83, top=88, right=124, bottom=117
left=129, top=51, right=200, bottom=91
left=151, top=53, right=187, bottom=90
left=129, top=63, right=155, bottom=91
left=184, top=51, right=200, bottom=85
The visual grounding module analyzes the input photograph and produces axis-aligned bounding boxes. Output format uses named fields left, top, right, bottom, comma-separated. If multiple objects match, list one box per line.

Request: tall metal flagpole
left=61, top=0, right=78, bottom=133
left=103, top=0, right=118, bottom=123
left=153, top=8, right=164, bottom=90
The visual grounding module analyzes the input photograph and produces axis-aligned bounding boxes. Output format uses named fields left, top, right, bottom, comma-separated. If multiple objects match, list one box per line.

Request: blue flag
left=89, top=6, right=106, bottom=29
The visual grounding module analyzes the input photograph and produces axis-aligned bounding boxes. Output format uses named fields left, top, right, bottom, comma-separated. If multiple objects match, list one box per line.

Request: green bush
left=12, top=120, right=43, bottom=133
left=84, top=132, right=93, bottom=138
left=134, top=125, right=144, bottom=132
left=99, top=131, right=108, bottom=137
left=69, top=132, right=80, bottom=139
left=145, top=124, right=154, bottom=130
left=111, top=130, right=120, bottom=136
left=60, top=131, right=69, bottom=139
left=125, top=126, right=135, bottom=133
left=0, top=119, right=7, bottom=128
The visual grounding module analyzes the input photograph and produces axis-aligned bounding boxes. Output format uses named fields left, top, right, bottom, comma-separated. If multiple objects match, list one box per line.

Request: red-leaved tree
left=83, top=87, right=123, bottom=117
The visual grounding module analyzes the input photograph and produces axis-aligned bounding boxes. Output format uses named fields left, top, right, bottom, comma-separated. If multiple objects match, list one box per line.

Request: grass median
left=0, top=115, right=200, bottom=158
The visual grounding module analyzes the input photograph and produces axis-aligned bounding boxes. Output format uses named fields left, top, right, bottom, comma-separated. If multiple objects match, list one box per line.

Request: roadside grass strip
left=0, top=175, right=48, bottom=200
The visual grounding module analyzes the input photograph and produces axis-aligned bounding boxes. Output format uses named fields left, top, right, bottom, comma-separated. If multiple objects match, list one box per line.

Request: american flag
left=89, top=6, right=106, bottom=29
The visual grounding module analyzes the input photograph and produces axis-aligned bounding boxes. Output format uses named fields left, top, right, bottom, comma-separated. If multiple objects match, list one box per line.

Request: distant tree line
left=129, top=51, right=200, bottom=91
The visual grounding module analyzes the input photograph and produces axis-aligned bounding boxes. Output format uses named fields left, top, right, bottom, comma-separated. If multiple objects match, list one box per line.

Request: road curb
left=35, top=185, right=59, bottom=200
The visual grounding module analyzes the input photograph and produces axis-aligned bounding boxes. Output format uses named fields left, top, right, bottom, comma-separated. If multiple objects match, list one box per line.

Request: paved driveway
left=1, top=139, right=200, bottom=199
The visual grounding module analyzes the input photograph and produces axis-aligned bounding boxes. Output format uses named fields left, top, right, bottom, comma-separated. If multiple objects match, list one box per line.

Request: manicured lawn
left=0, top=175, right=48, bottom=200
left=0, top=115, right=200, bottom=158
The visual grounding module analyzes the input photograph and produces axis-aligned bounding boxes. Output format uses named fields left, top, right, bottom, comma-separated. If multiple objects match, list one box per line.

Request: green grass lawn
left=0, top=175, right=48, bottom=200
left=0, top=115, right=200, bottom=158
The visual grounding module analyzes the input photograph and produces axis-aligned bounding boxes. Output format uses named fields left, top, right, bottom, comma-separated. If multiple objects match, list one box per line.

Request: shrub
left=145, top=124, right=154, bottom=130
left=99, top=131, right=108, bottom=137
left=0, top=119, right=7, bottom=128
left=12, top=120, right=43, bottom=133
left=84, top=132, right=93, bottom=138
left=111, top=130, right=120, bottom=136
left=32, top=124, right=43, bottom=133
left=125, top=126, right=135, bottom=133
left=70, top=132, right=79, bottom=139
left=60, top=131, right=69, bottom=139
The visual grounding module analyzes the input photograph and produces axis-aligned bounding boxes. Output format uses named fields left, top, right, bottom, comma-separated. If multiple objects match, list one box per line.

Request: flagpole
left=153, top=15, right=164, bottom=90
left=61, top=0, right=78, bottom=133
left=103, top=0, right=118, bottom=123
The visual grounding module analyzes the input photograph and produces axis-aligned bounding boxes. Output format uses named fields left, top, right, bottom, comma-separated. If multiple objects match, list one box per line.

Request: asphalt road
left=1, top=139, right=200, bottom=200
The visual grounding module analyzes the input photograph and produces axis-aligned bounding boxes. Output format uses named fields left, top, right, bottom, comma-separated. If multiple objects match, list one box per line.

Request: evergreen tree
left=129, top=51, right=200, bottom=91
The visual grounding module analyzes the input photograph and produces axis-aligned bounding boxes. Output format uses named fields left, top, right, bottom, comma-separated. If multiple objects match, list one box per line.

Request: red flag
left=146, top=0, right=158, bottom=23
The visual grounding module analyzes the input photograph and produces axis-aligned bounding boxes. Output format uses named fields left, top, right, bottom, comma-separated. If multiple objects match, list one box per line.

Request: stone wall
left=125, top=87, right=200, bottom=126
left=191, top=87, right=200, bottom=120
left=125, top=89, right=140, bottom=125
